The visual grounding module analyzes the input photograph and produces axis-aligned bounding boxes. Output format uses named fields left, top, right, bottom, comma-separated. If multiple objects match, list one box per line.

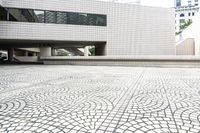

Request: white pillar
left=84, top=46, right=89, bottom=56
left=40, top=47, right=51, bottom=56
left=51, top=48, right=56, bottom=56
left=24, top=51, right=28, bottom=56
left=33, top=52, right=37, bottom=56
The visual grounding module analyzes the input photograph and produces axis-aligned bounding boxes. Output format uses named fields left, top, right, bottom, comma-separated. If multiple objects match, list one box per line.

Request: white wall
left=0, top=0, right=175, bottom=55
left=107, top=4, right=175, bottom=55
left=0, top=22, right=107, bottom=42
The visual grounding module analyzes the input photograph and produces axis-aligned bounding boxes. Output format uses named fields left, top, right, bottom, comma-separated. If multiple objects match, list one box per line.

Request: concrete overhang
left=0, top=39, right=106, bottom=48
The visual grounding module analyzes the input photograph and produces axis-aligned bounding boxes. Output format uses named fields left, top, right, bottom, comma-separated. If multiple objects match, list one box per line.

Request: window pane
left=3, top=7, right=107, bottom=26
left=21, top=9, right=35, bottom=22
left=79, top=13, right=88, bottom=25
left=9, top=8, right=21, bottom=21
left=180, top=13, right=185, bottom=17
left=180, top=19, right=185, bottom=23
left=67, top=12, right=79, bottom=25
left=45, top=11, right=56, bottom=23
left=57, top=12, right=66, bottom=24
left=88, top=14, right=96, bottom=25
left=96, top=15, right=106, bottom=26
left=33, top=10, right=44, bottom=23
left=0, top=7, right=7, bottom=21
left=87, top=14, right=106, bottom=26
left=192, top=12, right=195, bottom=16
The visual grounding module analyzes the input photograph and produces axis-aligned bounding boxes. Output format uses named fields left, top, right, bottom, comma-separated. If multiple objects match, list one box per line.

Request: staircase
left=64, top=47, right=84, bottom=56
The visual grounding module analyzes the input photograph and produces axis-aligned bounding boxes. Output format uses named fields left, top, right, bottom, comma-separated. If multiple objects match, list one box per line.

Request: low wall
left=15, top=56, right=39, bottom=62
left=176, top=38, right=195, bottom=55
left=41, top=56, right=200, bottom=68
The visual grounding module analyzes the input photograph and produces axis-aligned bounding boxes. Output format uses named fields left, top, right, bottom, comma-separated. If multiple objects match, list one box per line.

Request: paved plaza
left=0, top=65, right=200, bottom=133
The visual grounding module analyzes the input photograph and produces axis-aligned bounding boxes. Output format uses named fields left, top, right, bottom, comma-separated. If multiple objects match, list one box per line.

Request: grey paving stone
left=0, top=65, right=200, bottom=133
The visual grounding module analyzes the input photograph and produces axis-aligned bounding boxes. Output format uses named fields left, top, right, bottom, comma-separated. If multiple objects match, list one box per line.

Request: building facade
left=0, top=0, right=175, bottom=60
left=175, top=0, right=199, bottom=33
left=176, top=11, right=200, bottom=55
left=113, top=0, right=141, bottom=4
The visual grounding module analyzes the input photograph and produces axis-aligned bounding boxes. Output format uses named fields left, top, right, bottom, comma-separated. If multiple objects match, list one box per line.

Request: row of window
left=175, top=19, right=192, bottom=24
left=179, top=12, right=195, bottom=17
left=175, top=11, right=196, bottom=18
left=0, top=7, right=107, bottom=26
left=180, top=19, right=186, bottom=23
left=176, top=0, right=199, bottom=7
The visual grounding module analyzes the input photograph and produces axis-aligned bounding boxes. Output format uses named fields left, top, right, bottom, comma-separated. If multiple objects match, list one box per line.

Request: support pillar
left=33, top=52, right=37, bottom=56
left=24, top=51, right=28, bottom=56
left=84, top=46, right=89, bottom=56
left=51, top=47, right=56, bottom=56
left=40, top=47, right=51, bottom=57
left=8, top=48, right=14, bottom=62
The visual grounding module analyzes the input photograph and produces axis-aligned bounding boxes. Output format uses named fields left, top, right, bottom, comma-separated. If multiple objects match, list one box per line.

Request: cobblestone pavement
left=0, top=65, right=200, bottom=133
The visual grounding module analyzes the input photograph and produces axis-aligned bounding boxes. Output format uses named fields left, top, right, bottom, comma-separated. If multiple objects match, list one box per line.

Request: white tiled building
left=0, top=0, right=175, bottom=60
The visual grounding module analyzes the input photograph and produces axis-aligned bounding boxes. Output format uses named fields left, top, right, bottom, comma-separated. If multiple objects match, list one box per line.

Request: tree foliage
left=89, top=47, right=95, bottom=56
left=176, top=19, right=192, bottom=35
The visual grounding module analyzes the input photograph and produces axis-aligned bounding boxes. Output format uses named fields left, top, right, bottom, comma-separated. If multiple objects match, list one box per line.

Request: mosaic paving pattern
left=0, top=65, right=200, bottom=133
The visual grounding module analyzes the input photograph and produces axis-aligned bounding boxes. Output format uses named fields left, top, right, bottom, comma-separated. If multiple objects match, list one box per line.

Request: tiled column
left=51, top=47, right=56, bottom=56
left=40, top=47, right=51, bottom=57
left=84, top=46, right=89, bottom=56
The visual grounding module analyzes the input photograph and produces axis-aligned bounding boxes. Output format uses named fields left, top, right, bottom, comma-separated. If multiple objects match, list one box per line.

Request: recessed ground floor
left=0, top=65, right=200, bottom=133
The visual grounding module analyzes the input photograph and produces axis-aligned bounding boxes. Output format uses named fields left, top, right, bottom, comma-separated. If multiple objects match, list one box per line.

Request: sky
left=100, top=0, right=174, bottom=8
left=141, top=0, right=174, bottom=7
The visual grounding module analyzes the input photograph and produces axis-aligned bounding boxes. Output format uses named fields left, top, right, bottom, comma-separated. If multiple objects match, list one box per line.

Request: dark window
left=67, top=12, right=79, bottom=25
left=57, top=12, right=67, bottom=24
left=192, top=12, right=195, bottom=16
left=8, top=8, right=21, bottom=21
left=176, top=0, right=181, bottom=7
left=180, top=13, right=185, bottom=17
left=79, top=13, right=89, bottom=25
left=96, top=15, right=106, bottom=26
left=188, top=12, right=191, bottom=16
left=88, top=14, right=96, bottom=25
left=180, top=19, right=185, bottom=23
left=67, top=12, right=106, bottom=26
left=33, top=10, right=44, bottom=23
left=21, top=9, right=35, bottom=22
left=1, top=7, right=107, bottom=26
left=45, top=11, right=56, bottom=23
left=0, top=6, right=7, bottom=21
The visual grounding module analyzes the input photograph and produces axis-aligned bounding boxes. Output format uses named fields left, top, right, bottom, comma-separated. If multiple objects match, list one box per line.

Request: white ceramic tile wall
left=0, top=0, right=175, bottom=55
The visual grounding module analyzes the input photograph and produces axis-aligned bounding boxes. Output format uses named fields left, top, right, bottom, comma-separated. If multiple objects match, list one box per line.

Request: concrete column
left=51, top=48, right=56, bottom=56
left=24, top=51, right=28, bottom=56
left=84, top=46, right=89, bottom=56
left=8, top=48, right=14, bottom=62
left=33, top=52, right=37, bottom=56
left=40, top=47, right=51, bottom=56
